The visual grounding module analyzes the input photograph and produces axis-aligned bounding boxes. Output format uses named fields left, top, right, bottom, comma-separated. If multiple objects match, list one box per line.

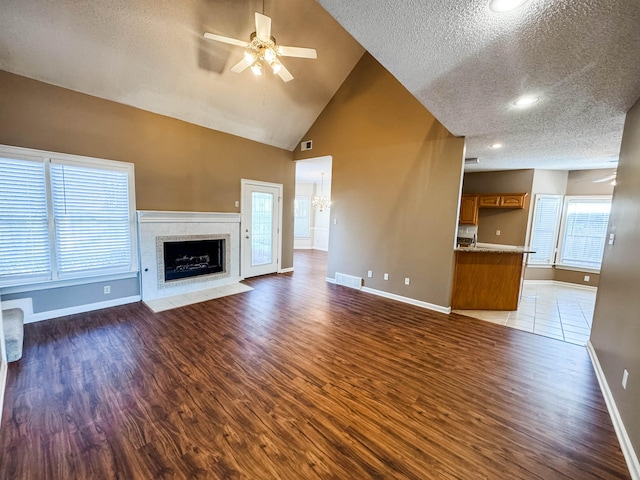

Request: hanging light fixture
left=312, top=172, right=331, bottom=212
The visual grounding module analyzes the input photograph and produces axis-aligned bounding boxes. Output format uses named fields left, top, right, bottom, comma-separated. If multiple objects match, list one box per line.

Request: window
left=0, top=146, right=137, bottom=287
left=294, top=196, right=311, bottom=238
left=558, top=197, right=611, bottom=270
left=528, top=195, right=563, bottom=265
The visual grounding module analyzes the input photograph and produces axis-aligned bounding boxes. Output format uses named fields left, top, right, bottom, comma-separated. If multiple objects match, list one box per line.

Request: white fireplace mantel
left=137, top=211, right=241, bottom=301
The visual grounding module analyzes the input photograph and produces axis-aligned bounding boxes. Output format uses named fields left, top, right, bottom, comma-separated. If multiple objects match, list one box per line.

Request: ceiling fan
left=204, top=12, right=317, bottom=82
left=592, top=171, right=617, bottom=185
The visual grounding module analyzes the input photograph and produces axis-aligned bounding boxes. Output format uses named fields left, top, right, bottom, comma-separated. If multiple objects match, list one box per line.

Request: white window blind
left=0, top=145, right=136, bottom=288
left=528, top=195, right=563, bottom=265
left=0, top=157, right=51, bottom=282
left=558, top=197, right=611, bottom=270
left=294, top=196, right=311, bottom=238
left=50, top=163, right=132, bottom=276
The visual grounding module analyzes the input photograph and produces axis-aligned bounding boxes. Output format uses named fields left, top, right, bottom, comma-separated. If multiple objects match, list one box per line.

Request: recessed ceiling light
left=489, top=0, right=530, bottom=13
left=513, top=95, right=540, bottom=108
left=489, top=143, right=503, bottom=149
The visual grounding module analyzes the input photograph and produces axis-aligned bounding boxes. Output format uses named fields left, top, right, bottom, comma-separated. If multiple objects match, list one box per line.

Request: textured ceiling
left=0, top=0, right=364, bottom=151
left=318, top=0, right=640, bottom=171
left=2, top=1, right=640, bottom=171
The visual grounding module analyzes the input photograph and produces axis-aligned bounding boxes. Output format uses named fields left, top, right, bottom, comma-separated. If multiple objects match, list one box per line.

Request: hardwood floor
left=0, top=250, right=630, bottom=479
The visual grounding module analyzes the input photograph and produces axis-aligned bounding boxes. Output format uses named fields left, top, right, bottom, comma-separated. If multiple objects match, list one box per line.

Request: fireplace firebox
left=163, top=239, right=225, bottom=282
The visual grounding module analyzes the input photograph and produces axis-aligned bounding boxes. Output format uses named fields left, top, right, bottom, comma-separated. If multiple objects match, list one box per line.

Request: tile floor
left=144, top=282, right=253, bottom=313
left=453, top=281, right=596, bottom=346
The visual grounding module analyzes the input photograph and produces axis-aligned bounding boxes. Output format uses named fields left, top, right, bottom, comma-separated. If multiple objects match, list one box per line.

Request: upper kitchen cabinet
left=459, top=194, right=479, bottom=225
left=478, top=193, right=527, bottom=209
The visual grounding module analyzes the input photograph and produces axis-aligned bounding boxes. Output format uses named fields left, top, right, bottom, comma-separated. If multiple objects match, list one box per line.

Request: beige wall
left=0, top=70, right=295, bottom=268
left=463, top=170, right=534, bottom=246
left=294, top=53, right=464, bottom=308
left=566, top=168, right=616, bottom=196
left=591, top=96, right=640, bottom=464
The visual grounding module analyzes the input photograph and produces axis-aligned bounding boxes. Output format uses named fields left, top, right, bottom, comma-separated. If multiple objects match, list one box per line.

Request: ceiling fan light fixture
left=264, top=47, right=277, bottom=63
left=250, top=62, right=263, bottom=76
left=271, top=60, right=282, bottom=74
left=243, top=50, right=256, bottom=65
left=489, top=0, right=530, bottom=13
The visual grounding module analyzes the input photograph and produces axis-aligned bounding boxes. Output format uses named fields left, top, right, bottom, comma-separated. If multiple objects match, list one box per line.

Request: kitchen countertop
left=454, top=243, right=535, bottom=254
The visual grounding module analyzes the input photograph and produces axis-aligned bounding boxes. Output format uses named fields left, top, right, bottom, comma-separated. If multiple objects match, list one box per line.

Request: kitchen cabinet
left=451, top=249, right=526, bottom=310
left=478, top=193, right=527, bottom=209
left=459, top=194, right=479, bottom=225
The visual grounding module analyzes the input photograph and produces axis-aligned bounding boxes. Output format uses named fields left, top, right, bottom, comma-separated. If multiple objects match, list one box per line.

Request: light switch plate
left=622, top=369, right=629, bottom=389
left=383, top=273, right=389, bottom=280
left=367, top=270, right=373, bottom=278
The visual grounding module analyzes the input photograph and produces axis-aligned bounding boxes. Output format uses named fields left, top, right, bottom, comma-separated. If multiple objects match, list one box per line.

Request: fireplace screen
left=163, top=239, right=225, bottom=281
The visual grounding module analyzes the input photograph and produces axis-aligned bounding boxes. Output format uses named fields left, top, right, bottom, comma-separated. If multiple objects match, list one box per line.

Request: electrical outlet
left=609, top=233, right=615, bottom=245
left=104, top=285, right=111, bottom=295
left=584, top=275, right=590, bottom=282
left=622, top=369, right=629, bottom=389
left=333, top=218, right=337, bottom=225
left=404, top=277, right=410, bottom=285
left=383, top=273, right=389, bottom=281
left=235, top=200, right=239, bottom=208
left=495, top=230, right=501, bottom=236
left=367, top=270, right=373, bottom=278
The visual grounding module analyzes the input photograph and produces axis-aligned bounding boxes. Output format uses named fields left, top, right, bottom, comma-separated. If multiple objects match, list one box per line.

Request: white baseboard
left=523, top=279, right=598, bottom=291
left=279, top=267, right=294, bottom=274
left=587, top=341, right=640, bottom=480
left=361, top=287, right=451, bottom=314
left=26, top=296, right=141, bottom=324
left=312, top=246, right=329, bottom=252
left=325, top=277, right=450, bottom=314
left=293, top=246, right=313, bottom=250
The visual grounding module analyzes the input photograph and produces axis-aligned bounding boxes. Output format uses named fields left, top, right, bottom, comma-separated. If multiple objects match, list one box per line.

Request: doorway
left=294, top=156, right=332, bottom=253
left=241, top=179, right=283, bottom=278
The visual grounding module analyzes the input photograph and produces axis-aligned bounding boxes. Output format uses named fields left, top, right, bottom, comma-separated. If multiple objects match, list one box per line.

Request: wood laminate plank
left=0, top=251, right=630, bottom=479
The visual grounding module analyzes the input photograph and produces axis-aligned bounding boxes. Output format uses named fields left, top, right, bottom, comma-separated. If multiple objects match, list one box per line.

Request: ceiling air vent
left=301, top=140, right=313, bottom=151
left=464, top=157, right=479, bottom=165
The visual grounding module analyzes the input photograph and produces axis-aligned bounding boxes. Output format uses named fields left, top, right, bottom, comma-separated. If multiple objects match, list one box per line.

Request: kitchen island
left=451, top=244, right=534, bottom=310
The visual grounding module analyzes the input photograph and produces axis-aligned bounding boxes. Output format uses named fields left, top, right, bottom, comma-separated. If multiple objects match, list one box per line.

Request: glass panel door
left=242, top=181, right=281, bottom=278
left=251, top=191, right=273, bottom=266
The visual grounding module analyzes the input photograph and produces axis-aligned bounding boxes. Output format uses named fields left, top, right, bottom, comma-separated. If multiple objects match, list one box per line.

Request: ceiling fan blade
left=230, top=58, right=250, bottom=73
left=204, top=32, right=247, bottom=48
left=277, top=45, right=317, bottom=59
left=255, top=12, right=271, bottom=41
left=592, top=174, right=617, bottom=183
left=276, top=63, right=294, bottom=82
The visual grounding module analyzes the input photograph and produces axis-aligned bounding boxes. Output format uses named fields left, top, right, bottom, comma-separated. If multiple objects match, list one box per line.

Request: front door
left=241, top=180, right=282, bottom=278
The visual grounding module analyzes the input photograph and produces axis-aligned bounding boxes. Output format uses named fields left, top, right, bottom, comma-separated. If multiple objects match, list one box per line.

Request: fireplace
left=155, top=233, right=232, bottom=291
left=163, top=238, right=225, bottom=281
left=138, top=211, right=240, bottom=301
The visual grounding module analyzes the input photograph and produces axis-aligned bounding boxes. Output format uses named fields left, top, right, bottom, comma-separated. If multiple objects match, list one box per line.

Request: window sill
left=0, top=270, right=139, bottom=295
left=526, top=264, right=553, bottom=269
left=554, top=264, right=601, bottom=274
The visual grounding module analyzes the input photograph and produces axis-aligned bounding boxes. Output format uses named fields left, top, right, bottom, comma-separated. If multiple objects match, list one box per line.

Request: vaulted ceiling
left=1, top=0, right=640, bottom=172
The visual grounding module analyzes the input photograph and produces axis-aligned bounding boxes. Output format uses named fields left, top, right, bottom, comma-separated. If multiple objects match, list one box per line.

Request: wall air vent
left=301, top=140, right=313, bottom=151
left=335, top=272, right=363, bottom=290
